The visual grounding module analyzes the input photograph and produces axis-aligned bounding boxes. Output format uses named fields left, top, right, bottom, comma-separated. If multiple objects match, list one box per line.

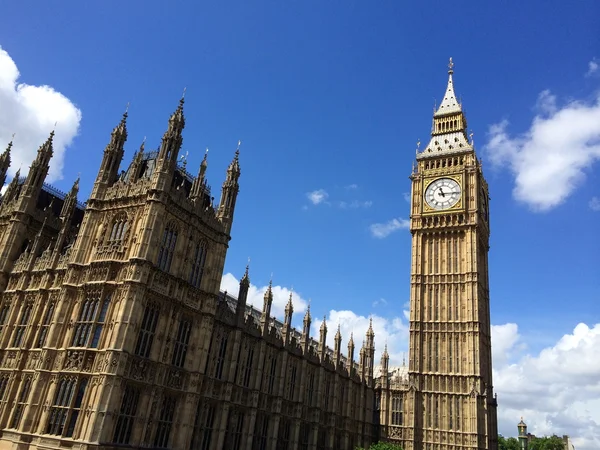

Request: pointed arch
left=157, top=221, right=179, bottom=272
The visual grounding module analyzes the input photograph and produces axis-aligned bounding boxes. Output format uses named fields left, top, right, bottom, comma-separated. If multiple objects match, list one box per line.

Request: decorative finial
left=125, top=102, right=130, bottom=116
left=416, top=140, right=421, bottom=153
left=237, top=140, right=241, bottom=150
left=448, top=57, right=454, bottom=74
left=205, top=147, right=209, bottom=157
left=182, top=87, right=187, bottom=98
left=469, top=131, right=474, bottom=146
left=179, top=151, right=189, bottom=171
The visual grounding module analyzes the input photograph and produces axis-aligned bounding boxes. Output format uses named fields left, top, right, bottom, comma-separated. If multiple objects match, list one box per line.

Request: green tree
left=498, top=435, right=520, bottom=450
left=355, top=443, right=404, bottom=450
left=529, top=435, right=565, bottom=450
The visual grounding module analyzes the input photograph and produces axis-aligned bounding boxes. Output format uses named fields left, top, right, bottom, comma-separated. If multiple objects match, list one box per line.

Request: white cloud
left=306, top=189, right=329, bottom=205
left=586, top=59, right=599, bottom=77
left=372, top=298, right=388, bottom=308
left=484, top=90, right=600, bottom=211
left=346, top=183, right=358, bottom=190
left=369, top=217, right=410, bottom=238
left=493, top=323, right=600, bottom=450
left=220, top=272, right=308, bottom=322
left=338, top=200, right=373, bottom=209
left=589, top=197, right=600, bottom=211
left=0, top=46, right=81, bottom=183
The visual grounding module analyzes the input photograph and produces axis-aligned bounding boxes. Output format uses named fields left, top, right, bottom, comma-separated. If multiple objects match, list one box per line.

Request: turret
left=190, top=149, right=208, bottom=202
left=91, top=111, right=127, bottom=199
left=381, top=344, right=390, bottom=379
left=365, top=318, right=375, bottom=380
left=282, top=291, right=293, bottom=346
left=0, top=140, right=12, bottom=189
left=126, top=139, right=145, bottom=183
left=301, top=304, right=311, bottom=353
left=217, top=144, right=240, bottom=236
left=3, top=168, right=20, bottom=204
left=334, top=325, right=342, bottom=367
left=152, top=97, right=185, bottom=191
left=54, top=177, right=80, bottom=257
left=347, top=333, right=355, bottom=373
left=260, top=279, right=273, bottom=337
left=17, top=131, right=54, bottom=213
left=319, top=316, right=327, bottom=360
left=236, top=264, right=250, bottom=326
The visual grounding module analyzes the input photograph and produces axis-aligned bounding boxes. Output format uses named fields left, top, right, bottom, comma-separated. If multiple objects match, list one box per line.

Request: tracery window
left=286, top=360, right=298, bottom=401
left=391, top=395, right=403, bottom=425
left=298, top=423, right=310, bottom=450
left=323, top=377, right=331, bottom=410
left=188, top=241, right=207, bottom=288
left=242, top=343, right=254, bottom=388
left=0, top=303, right=11, bottom=340
left=10, top=377, right=32, bottom=429
left=276, top=418, right=291, bottom=450
left=157, top=223, right=178, bottom=272
left=113, top=385, right=140, bottom=445
left=36, top=302, right=55, bottom=348
left=135, top=303, right=160, bottom=358
left=305, top=369, right=315, bottom=407
left=225, top=410, right=245, bottom=450
left=190, top=403, right=216, bottom=450
left=153, top=395, right=176, bottom=448
left=72, top=291, right=111, bottom=348
left=0, top=375, right=10, bottom=401
left=214, top=332, right=229, bottom=379
left=108, top=216, right=128, bottom=244
left=171, top=318, right=192, bottom=368
left=46, top=377, right=88, bottom=437
left=252, top=413, right=269, bottom=450
left=266, top=352, right=277, bottom=394
left=12, top=302, right=33, bottom=347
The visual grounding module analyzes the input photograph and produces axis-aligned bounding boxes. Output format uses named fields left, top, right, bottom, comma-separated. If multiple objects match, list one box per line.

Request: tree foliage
left=355, top=443, right=404, bottom=450
left=529, top=435, right=565, bottom=450
left=498, top=435, right=520, bottom=450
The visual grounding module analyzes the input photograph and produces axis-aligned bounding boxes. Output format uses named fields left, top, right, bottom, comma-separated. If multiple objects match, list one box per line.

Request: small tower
left=152, top=97, right=185, bottom=192
left=334, top=325, right=342, bottom=367
left=518, top=417, right=528, bottom=450
left=365, top=317, right=375, bottom=381
left=190, top=150, right=208, bottom=202
left=260, top=279, right=273, bottom=337
left=0, top=139, right=12, bottom=189
left=282, top=291, right=293, bottom=346
left=217, top=144, right=240, bottom=236
left=319, top=316, right=327, bottom=360
left=91, top=111, right=127, bottom=199
left=236, top=264, right=250, bottom=326
left=53, top=177, right=79, bottom=257
left=301, top=304, right=311, bottom=353
left=347, top=332, right=355, bottom=373
left=17, top=131, right=54, bottom=213
left=381, top=343, right=390, bottom=378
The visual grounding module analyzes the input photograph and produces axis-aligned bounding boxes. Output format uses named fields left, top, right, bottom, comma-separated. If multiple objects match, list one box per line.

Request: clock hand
left=438, top=188, right=446, bottom=198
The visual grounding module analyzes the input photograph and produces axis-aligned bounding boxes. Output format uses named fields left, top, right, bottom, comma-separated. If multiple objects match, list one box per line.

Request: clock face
left=425, top=178, right=462, bottom=210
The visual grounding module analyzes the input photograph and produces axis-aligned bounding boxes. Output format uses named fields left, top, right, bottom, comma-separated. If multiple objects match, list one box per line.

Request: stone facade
left=0, top=98, right=375, bottom=449
left=375, top=59, right=499, bottom=450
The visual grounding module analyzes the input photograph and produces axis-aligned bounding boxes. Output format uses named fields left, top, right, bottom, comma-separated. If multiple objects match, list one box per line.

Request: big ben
left=405, top=58, right=498, bottom=450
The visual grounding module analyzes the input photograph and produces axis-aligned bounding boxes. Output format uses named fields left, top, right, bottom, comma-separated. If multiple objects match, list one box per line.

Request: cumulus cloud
left=220, top=272, right=308, bottom=322
left=369, top=217, right=410, bottom=238
left=345, top=183, right=358, bottom=190
left=589, top=197, right=600, bottom=211
left=484, top=90, right=600, bottom=211
left=306, top=189, right=329, bottom=205
left=586, top=58, right=599, bottom=77
left=338, top=200, right=373, bottom=209
left=0, top=46, right=81, bottom=183
left=493, top=322, right=600, bottom=450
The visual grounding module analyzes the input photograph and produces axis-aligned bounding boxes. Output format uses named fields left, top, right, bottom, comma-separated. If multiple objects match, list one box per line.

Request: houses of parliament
left=0, top=59, right=497, bottom=450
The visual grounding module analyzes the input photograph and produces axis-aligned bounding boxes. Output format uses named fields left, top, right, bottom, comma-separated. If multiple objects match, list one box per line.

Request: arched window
left=12, top=303, right=33, bottom=347
left=189, top=242, right=207, bottom=288
left=71, top=291, right=111, bottom=348
left=157, top=224, right=178, bottom=272
left=108, top=216, right=128, bottom=244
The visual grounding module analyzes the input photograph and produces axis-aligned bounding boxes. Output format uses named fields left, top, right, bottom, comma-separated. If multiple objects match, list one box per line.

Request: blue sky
left=1, top=0, right=600, bottom=446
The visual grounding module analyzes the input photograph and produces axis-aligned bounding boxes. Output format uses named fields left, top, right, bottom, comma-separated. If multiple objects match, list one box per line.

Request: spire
left=236, top=262, right=251, bottom=326
left=320, top=315, right=327, bottom=332
left=92, top=109, right=128, bottom=197
left=260, top=278, right=273, bottom=336
left=367, top=317, right=375, bottom=343
left=19, top=131, right=54, bottom=206
left=60, top=175, right=80, bottom=219
left=382, top=343, right=389, bottom=359
left=285, top=291, right=294, bottom=318
left=217, top=144, right=241, bottom=235
left=434, top=57, right=462, bottom=117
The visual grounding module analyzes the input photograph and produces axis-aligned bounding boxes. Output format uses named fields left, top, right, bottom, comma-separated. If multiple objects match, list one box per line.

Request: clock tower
left=405, top=58, right=498, bottom=450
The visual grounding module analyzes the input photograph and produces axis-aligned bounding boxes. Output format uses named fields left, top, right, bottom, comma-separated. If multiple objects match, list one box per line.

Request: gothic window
left=225, top=411, right=244, bottom=450
left=286, top=360, right=298, bottom=401
left=135, top=303, right=160, bottom=358
left=171, top=318, right=192, bottom=368
left=391, top=395, right=403, bottom=425
left=71, top=291, right=111, bottom=348
left=428, top=335, right=432, bottom=372
left=190, top=403, right=216, bottom=450
left=455, top=397, right=461, bottom=430
left=298, top=423, right=310, bottom=450
left=448, top=287, right=452, bottom=321
left=113, top=385, right=140, bottom=445
left=317, top=427, right=328, bottom=450
left=36, top=302, right=55, bottom=348
left=11, top=302, right=33, bottom=347
left=10, top=377, right=32, bottom=429
left=46, top=377, right=88, bottom=437
left=434, top=336, right=439, bottom=372
left=242, top=344, right=254, bottom=388
left=188, top=241, right=207, bottom=288
left=157, top=223, right=178, bottom=272
left=252, top=413, right=269, bottom=450
left=0, top=374, right=9, bottom=401
left=338, top=383, right=345, bottom=414
left=276, top=418, right=291, bottom=450
left=449, top=336, right=453, bottom=372
left=0, top=303, right=12, bottom=340
left=108, top=216, right=128, bottom=244
left=434, top=287, right=439, bottom=320
left=323, top=377, right=331, bottom=410
left=266, top=353, right=277, bottom=394
left=305, top=369, right=315, bottom=407
left=154, top=395, right=176, bottom=448
left=214, top=332, right=229, bottom=379
left=434, top=398, right=439, bottom=428
left=449, top=398, right=453, bottom=430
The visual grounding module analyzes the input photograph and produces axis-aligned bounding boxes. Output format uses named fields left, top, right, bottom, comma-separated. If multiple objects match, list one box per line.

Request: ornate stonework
left=0, top=99, right=375, bottom=450
left=375, top=60, right=498, bottom=450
